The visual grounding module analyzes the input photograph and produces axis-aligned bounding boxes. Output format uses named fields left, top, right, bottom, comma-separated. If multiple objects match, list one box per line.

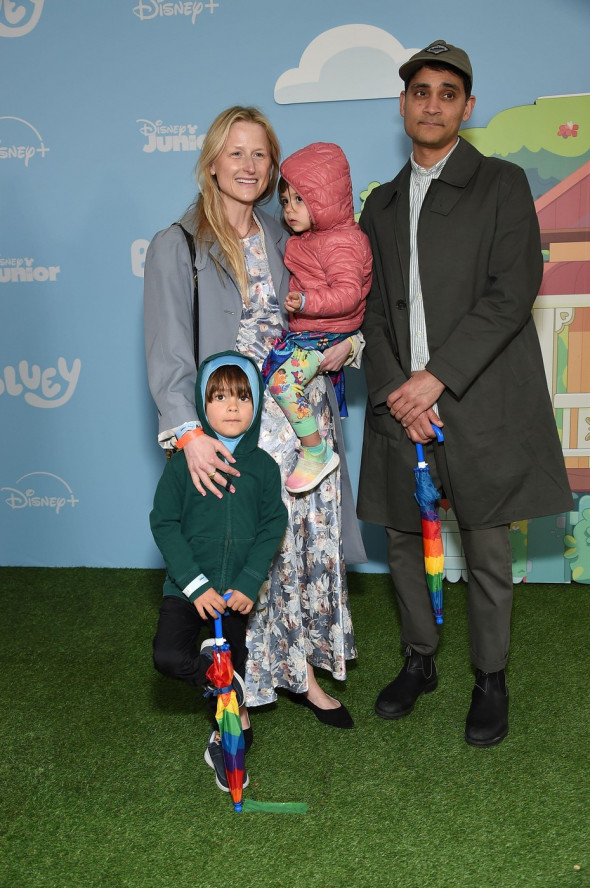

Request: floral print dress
left=237, top=233, right=357, bottom=707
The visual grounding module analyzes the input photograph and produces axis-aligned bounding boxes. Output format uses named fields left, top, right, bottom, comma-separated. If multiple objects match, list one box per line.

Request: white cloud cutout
left=274, top=25, right=419, bottom=105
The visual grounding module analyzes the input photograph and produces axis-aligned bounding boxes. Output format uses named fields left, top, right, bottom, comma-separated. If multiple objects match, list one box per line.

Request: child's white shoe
left=285, top=444, right=340, bottom=494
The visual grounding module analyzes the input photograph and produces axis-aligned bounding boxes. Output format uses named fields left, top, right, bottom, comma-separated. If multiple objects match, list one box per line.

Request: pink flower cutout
left=557, top=121, right=579, bottom=139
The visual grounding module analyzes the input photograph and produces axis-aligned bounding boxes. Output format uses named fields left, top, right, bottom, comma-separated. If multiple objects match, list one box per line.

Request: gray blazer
left=144, top=210, right=366, bottom=563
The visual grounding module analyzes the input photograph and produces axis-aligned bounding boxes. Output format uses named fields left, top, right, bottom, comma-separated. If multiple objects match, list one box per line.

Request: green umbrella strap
left=242, top=799, right=308, bottom=814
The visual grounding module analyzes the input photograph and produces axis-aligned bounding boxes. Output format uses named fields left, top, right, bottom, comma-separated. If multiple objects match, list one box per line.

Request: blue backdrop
left=1, top=0, right=588, bottom=569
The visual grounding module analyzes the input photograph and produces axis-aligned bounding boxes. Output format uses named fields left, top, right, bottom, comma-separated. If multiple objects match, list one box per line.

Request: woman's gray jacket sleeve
left=144, top=225, right=200, bottom=442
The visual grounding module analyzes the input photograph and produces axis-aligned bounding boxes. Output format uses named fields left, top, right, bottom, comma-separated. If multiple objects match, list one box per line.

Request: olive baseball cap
left=399, top=39, right=473, bottom=87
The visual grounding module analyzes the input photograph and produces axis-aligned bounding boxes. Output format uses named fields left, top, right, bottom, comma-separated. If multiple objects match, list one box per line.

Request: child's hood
left=280, top=142, right=354, bottom=233
left=195, top=350, right=263, bottom=454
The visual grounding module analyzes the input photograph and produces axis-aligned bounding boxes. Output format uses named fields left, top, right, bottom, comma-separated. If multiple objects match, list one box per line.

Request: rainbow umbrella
left=414, top=427, right=445, bottom=625
left=205, top=596, right=246, bottom=812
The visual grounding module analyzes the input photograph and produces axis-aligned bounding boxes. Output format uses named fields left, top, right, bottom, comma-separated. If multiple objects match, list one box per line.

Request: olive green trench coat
left=358, top=138, right=572, bottom=532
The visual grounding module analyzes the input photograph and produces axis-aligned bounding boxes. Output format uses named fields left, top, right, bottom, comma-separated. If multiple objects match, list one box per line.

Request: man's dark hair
left=404, top=61, right=472, bottom=99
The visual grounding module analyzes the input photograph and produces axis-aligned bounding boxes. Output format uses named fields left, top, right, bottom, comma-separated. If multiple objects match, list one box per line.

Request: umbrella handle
left=415, top=425, right=444, bottom=465
left=213, top=592, right=232, bottom=643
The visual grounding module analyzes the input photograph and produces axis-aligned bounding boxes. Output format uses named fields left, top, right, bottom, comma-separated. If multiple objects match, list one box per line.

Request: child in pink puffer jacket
left=262, top=142, right=373, bottom=494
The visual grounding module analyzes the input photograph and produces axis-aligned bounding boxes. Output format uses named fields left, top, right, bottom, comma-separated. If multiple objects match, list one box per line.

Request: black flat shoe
left=287, top=690, right=354, bottom=729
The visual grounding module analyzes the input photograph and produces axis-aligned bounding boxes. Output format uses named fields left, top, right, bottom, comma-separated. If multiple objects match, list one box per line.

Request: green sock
left=302, top=441, right=329, bottom=463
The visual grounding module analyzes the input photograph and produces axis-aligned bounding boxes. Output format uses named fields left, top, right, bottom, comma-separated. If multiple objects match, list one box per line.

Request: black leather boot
left=465, top=669, right=509, bottom=747
left=374, top=647, right=438, bottom=719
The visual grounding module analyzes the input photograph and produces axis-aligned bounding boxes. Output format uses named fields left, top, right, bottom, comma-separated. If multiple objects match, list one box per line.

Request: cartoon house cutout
left=532, top=160, right=590, bottom=493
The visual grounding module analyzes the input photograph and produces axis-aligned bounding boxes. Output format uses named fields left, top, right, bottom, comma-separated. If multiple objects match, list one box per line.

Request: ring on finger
left=208, top=471, right=216, bottom=479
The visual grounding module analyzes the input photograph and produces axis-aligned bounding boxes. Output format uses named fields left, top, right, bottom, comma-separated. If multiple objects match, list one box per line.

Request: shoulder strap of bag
left=174, top=223, right=199, bottom=366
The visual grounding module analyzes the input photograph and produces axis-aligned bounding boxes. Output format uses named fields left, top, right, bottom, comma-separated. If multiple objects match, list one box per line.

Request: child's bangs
left=205, top=365, right=251, bottom=401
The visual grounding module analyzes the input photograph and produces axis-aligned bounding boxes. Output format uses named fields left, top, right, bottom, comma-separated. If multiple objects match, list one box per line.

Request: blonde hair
left=183, top=106, right=280, bottom=302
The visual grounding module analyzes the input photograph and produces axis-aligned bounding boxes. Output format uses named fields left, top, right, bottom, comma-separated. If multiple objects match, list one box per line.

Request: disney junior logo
left=2, top=472, right=79, bottom=514
left=0, top=117, right=49, bottom=166
left=0, top=0, right=44, bottom=37
left=133, top=0, right=219, bottom=24
left=0, top=357, right=81, bottom=408
left=0, top=256, right=61, bottom=283
left=136, top=119, right=206, bottom=154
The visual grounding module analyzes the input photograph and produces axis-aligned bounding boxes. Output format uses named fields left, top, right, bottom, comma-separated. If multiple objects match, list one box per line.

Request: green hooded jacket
left=150, top=351, right=287, bottom=603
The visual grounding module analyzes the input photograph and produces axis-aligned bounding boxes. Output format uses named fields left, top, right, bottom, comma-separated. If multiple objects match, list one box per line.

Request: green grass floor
left=1, top=568, right=588, bottom=888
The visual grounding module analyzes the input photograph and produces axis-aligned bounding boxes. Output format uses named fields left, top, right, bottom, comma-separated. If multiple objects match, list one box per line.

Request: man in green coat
left=359, top=40, right=573, bottom=747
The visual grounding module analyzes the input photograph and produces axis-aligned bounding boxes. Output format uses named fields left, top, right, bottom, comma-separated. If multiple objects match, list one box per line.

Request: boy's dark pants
left=153, top=595, right=249, bottom=686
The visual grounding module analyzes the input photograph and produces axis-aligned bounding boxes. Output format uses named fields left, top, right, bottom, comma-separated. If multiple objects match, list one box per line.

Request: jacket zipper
left=218, top=492, right=231, bottom=593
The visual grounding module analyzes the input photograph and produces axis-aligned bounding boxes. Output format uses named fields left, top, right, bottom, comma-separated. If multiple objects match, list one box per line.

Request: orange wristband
left=175, top=428, right=205, bottom=450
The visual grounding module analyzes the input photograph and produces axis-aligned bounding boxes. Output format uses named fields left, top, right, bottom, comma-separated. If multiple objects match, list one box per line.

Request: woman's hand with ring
left=321, top=339, right=351, bottom=373
left=182, top=435, right=239, bottom=497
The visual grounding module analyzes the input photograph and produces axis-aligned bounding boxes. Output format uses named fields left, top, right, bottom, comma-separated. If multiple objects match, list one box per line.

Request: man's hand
left=182, top=434, right=239, bottom=498
left=225, top=589, right=253, bottom=614
left=194, top=587, right=228, bottom=620
left=387, top=370, right=445, bottom=427
left=403, top=409, right=444, bottom=443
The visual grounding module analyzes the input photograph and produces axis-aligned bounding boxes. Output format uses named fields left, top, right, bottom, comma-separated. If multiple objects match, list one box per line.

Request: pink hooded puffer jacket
left=280, top=142, right=372, bottom=334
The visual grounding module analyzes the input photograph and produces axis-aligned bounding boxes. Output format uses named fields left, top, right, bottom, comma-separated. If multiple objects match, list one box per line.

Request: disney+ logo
left=0, top=117, right=49, bottom=166
left=2, top=472, right=79, bottom=515
left=133, top=0, right=219, bottom=24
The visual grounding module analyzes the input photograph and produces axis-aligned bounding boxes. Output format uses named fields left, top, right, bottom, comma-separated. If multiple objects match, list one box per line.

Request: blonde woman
left=144, top=107, right=365, bottom=765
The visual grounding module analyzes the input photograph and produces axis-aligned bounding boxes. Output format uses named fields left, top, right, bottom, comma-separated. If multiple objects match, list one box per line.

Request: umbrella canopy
left=414, top=428, right=445, bottom=625
left=206, top=599, right=246, bottom=812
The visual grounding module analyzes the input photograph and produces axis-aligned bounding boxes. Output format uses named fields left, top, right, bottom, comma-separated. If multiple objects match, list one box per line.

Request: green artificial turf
left=1, top=568, right=588, bottom=888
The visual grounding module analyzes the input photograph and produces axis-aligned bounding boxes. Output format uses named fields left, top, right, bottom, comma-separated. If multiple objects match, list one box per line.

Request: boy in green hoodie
left=150, top=351, right=287, bottom=792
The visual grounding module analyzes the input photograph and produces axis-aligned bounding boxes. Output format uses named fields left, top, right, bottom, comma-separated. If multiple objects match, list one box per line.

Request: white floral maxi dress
left=237, top=234, right=357, bottom=707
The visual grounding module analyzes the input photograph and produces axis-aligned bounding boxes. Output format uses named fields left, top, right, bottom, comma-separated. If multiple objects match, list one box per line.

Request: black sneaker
left=204, top=730, right=249, bottom=792
left=199, top=637, right=215, bottom=662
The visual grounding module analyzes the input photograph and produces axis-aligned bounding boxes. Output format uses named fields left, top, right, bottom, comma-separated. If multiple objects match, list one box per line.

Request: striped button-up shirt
left=408, top=140, right=459, bottom=373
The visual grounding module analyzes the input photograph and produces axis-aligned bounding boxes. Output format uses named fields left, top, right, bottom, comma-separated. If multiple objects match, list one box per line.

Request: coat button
left=396, top=300, right=407, bottom=310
